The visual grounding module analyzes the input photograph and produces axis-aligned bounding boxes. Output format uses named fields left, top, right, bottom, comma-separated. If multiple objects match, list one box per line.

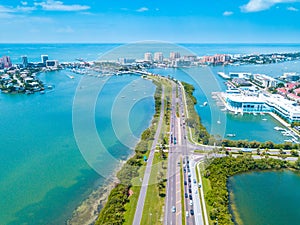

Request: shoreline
left=67, top=77, right=156, bottom=225
left=67, top=160, right=126, bottom=225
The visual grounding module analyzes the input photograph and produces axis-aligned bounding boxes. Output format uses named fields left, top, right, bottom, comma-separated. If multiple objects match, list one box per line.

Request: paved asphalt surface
left=165, top=82, right=205, bottom=225
left=132, top=86, right=165, bottom=225
left=134, top=80, right=213, bottom=225
left=164, top=84, right=182, bottom=225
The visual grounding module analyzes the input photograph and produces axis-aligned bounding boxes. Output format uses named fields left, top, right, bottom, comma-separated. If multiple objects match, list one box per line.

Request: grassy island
left=202, top=155, right=300, bottom=225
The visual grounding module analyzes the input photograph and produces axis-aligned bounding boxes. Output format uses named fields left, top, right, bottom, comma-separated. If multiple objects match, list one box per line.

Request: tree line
left=204, top=155, right=300, bottom=225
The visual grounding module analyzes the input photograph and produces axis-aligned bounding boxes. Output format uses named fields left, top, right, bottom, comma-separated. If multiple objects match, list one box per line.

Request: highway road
left=164, top=83, right=182, bottom=225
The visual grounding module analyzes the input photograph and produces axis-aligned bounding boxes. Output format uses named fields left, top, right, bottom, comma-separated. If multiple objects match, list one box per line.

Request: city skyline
left=1, top=0, right=300, bottom=43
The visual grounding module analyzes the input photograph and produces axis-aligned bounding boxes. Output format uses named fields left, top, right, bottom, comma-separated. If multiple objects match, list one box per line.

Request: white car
left=190, top=200, right=193, bottom=206
left=172, top=206, right=176, bottom=213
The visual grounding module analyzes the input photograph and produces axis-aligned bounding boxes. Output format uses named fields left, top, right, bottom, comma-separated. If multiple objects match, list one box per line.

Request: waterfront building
left=154, top=52, right=164, bottom=62
left=118, top=58, right=136, bottom=65
left=22, top=56, right=28, bottom=68
left=173, top=59, right=191, bottom=67
left=0, top=58, right=3, bottom=69
left=144, top=52, right=153, bottom=62
left=225, top=93, right=271, bottom=114
left=41, top=55, right=49, bottom=65
left=170, top=52, right=181, bottom=60
left=253, top=74, right=278, bottom=88
left=224, top=92, right=300, bottom=123
left=2, top=56, right=12, bottom=68
left=202, top=54, right=231, bottom=65
left=229, top=72, right=252, bottom=79
left=183, top=55, right=197, bottom=62
left=281, top=72, right=300, bottom=82
left=46, top=60, right=59, bottom=69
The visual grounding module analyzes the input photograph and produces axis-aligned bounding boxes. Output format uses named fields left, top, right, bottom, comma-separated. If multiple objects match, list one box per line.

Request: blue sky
left=1, top=0, right=300, bottom=43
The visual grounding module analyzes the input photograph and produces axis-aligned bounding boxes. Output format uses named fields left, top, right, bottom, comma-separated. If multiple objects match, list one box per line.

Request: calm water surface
left=1, top=43, right=300, bottom=224
left=229, top=170, right=300, bottom=225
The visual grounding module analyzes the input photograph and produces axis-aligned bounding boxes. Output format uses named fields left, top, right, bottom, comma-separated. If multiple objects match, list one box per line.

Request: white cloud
left=0, top=5, right=15, bottom=13
left=35, top=0, right=90, bottom=11
left=223, top=11, right=233, bottom=16
left=241, top=0, right=299, bottom=13
left=56, top=26, right=74, bottom=33
left=287, top=6, right=299, bottom=11
left=16, top=6, right=36, bottom=12
left=136, top=7, right=149, bottom=12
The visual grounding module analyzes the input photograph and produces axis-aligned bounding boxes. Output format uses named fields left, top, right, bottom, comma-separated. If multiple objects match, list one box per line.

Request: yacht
left=203, top=101, right=208, bottom=106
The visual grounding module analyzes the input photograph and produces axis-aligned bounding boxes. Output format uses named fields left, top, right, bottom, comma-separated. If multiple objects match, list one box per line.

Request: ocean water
left=228, top=170, right=300, bottom=225
left=0, top=44, right=156, bottom=225
left=1, top=43, right=300, bottom=224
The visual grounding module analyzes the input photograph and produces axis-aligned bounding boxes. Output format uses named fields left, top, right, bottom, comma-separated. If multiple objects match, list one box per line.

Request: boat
left=226, top=134, right=236, bottom=137
left=203, top=101, right=208, bottom=106
left=253, top=112, right=257, bottom=116
left=217, top=120, right=221, bottom=124
left=274, top=126, right=284, bottom=131
left=262, top=118, right=267, bottom=121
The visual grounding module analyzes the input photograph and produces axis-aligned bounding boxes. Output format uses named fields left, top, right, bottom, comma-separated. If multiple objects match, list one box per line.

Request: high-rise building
left=0, top=58, right=4, bottom=69
left=154, top=52, right=164, bottom=62
left=2, top=56, right=12, bottom=68
left=170, top=52, right=181, bottom=60
left=41, top=55, right=49, bottom=65
left=22, top=55, right=28, bottom=68
left=144, top=52, right=153, bottom=62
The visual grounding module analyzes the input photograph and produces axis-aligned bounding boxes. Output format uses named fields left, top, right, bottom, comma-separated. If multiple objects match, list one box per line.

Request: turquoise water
left=228, top=171, right=300, bottom=225
left=1, top=43, right=300, bottom=224
left=149, top=67, right=286, bottom=143
left=0, top=70, right=155, bottom=224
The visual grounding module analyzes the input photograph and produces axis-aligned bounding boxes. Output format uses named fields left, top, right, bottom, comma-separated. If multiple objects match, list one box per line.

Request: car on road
left=185, top=211, right=189, bottom=217
left=189, top=194, right=192, bottom=200
left=190, top=209, right=194, bottom=216
left=188, top=178, right=191, bottom=182
left=185, top=193, right=188, bottom=198
left=198, top=183, right=201, bottom=188
left=183, top=168, right=186, bottom=173
left=190, top=200, right=193, bottom=206
left=184, top=180, right=187, bottom=185
left=193, top=179, right=196, bottom=184
left=189, top=188, right=192, bottom=193
left=171, top=206, right=176, bottom=213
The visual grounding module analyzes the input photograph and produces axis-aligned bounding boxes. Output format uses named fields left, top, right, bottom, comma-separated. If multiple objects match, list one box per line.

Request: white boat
left=226, top=134, right=236, bottom=137
left=203, top=102, right=208, bottom=106
left=274, top=126, right=284, bottom=131
left=262, top=118, right=267, bottom=121
left=217, top=120, right=221, bottom=124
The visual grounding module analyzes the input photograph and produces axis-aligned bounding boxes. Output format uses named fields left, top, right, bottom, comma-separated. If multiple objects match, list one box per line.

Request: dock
left=217, top=72, right=230, bottom=79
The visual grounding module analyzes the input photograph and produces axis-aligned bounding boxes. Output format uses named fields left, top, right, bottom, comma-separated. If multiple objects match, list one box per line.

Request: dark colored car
left=184, top=180, right=187, bottom=185
left=189, top=194, right=192, bottom=200
left=185, top=193, right=188, bottom=198
left=190, top=209, right=194, bottom=216
left=189, top=188, right=192, bottom=193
